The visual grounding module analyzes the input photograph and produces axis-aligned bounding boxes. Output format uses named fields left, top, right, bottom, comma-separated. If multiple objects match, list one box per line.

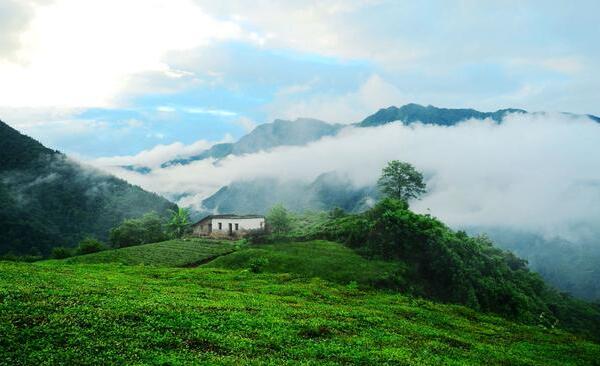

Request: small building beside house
left=191, top=214, right=266, bottom=237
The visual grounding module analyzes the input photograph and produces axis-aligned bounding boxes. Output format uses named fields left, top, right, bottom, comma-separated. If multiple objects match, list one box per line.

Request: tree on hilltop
left=377, top=160, right=426, bottom=203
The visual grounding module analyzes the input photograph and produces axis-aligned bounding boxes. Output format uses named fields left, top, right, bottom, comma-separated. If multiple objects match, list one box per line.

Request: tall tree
left=267, top=204, right=291, bottom=234
left=377, top=160, right=426, bottom=203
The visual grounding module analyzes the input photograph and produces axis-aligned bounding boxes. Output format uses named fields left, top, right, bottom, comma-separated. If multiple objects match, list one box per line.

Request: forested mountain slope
left=0, top=120, right=176, bottom=256
left=358, top=103, right=527, bottom=127
left=161, top=118, right=342, bottom=168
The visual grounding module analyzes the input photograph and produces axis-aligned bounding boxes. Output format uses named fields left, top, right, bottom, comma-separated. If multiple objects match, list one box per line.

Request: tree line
left=50, top=208, right=192, bottom=259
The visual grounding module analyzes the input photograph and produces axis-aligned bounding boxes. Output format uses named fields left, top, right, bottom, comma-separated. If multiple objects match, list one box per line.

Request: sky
left=1, top=0, right=599, bottom=158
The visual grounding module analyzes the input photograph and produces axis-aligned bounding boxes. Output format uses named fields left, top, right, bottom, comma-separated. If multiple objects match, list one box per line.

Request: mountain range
left=124, top=103, right=599, bottom=175
left=192, top=103, right=598, bottom=214
left=358, top=103, right=527, bottom=127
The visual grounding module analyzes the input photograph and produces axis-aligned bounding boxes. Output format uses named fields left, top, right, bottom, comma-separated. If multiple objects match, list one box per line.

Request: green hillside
left=1, top=261, right=598, bottom=365
left=303, top=199, right=600, bottom=340
left=53, top=238, right=237, bottom=267
left=208, top=240, right=405, bottom=287
left=0, top=120, right=176, bottom=256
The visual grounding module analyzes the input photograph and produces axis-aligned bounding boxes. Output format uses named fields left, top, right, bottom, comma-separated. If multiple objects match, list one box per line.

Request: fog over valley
left=96, top=111, right=600, bottom=244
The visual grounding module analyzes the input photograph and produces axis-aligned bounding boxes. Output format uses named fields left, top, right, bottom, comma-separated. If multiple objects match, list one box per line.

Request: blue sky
left=0, top=0, right=599, bottom=158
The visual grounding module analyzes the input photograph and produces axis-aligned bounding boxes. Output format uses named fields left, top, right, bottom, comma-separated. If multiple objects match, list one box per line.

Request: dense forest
left=0, top=120, right=176, bottom=256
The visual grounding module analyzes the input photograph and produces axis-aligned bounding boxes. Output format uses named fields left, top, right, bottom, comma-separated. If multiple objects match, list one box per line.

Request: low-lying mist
left=99, top=112, right=600, bottom=244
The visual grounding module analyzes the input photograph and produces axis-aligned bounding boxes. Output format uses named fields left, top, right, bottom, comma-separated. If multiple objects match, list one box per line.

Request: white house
left=191, top=214, right=265, bottom=237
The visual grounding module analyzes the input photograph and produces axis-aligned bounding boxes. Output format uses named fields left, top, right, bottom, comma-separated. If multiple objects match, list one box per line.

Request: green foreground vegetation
left=1, top=260, right=599, bottom=366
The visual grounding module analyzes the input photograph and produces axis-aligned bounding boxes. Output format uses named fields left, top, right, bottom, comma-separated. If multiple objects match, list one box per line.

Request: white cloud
left=154, top=105, right=238, bottom=116
left=195, top=0, right=424, bottom=69
left=0, top=0, right=40, bottom=61
left=234, top=116, right=257, bottom=132
left=509, top=56, right=586, bottom=76
left=93, top=140, right=212, bottom=168
left=92, top=133, right=236, bottom=168
left=0, top=0, right=244, bottom=109
left=101, top=113, right=600, bottom=243
left=267, top=74, right=407, bottom=123
left=541, top=57, right=585, bottom=75
left=156, top=106, right=176, bottom=113
left=184, top=107, right=237, bottom=117
left=275, top=78, right=319, bottom=96
left=0, top=106, right=81, bottom=126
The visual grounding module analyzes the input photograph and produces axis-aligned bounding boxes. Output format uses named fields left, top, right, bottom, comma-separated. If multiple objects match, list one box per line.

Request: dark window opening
left=218, top=222, right=222, bottom=230
left=235, top=223, right=239, bottom=230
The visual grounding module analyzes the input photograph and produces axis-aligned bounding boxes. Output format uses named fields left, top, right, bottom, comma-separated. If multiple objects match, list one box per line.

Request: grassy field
left=49, top=238, right=238, bottom=267
left=0, top=261, right=599, bottom=365
left=208, top=240, right=406, bottom=287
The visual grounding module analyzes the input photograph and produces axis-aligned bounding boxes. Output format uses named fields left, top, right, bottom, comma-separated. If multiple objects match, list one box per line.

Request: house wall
left=192, top=217, right=265, bottom=237
left=192, top=222, right=211, bottom=236
left=211, top=217, right=265, bottom=234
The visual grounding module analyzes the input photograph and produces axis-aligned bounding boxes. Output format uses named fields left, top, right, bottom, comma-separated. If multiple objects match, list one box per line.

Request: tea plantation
left=1, top=240, right=599, bottom=365
left=50, top=238, right=237, bottom=267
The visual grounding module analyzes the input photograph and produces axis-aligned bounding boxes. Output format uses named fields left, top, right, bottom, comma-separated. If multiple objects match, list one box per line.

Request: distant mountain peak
left=359, top=103, right=527, bottom=127
left=160, top=117, right=342, bottom=169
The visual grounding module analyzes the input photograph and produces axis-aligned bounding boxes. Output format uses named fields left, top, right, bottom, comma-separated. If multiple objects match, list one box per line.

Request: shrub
left=245, top=229, right=271, bottom=245
left=267, top=204, right=291, bottom=234
left=109, top=212, right=167, bottom=248
left=0, top=253, right=43, bottom=262
left=76, top=237, right=106, bottom=255
left=51, top=246, right=73, bottom=259
left=248, top=257, right=270, bottom=273
left=328, top=207, right=346, bottom=219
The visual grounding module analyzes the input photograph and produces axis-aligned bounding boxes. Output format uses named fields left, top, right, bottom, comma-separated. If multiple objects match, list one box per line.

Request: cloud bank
left=96, top=112, right=600, bottom=242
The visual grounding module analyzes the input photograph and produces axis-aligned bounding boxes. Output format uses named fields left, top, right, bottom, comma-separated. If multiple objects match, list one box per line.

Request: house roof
left=192, top=214, right=265, bottom=226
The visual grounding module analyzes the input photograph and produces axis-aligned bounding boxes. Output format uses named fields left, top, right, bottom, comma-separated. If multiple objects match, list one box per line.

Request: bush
left=267, top=204, right=291, bottom=234
left=328, top=207, right=346, bottom=219
left=76, top=237, right=106, bottom=255
left=245, top=229, right=271, bottom=245
left=51, top=246, right=73, bottom=259
left=248, top=257, right=270, bottom=273
left=0, top=253, right=43, bottom=262
left=109, top=212, right=167, bottom=248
